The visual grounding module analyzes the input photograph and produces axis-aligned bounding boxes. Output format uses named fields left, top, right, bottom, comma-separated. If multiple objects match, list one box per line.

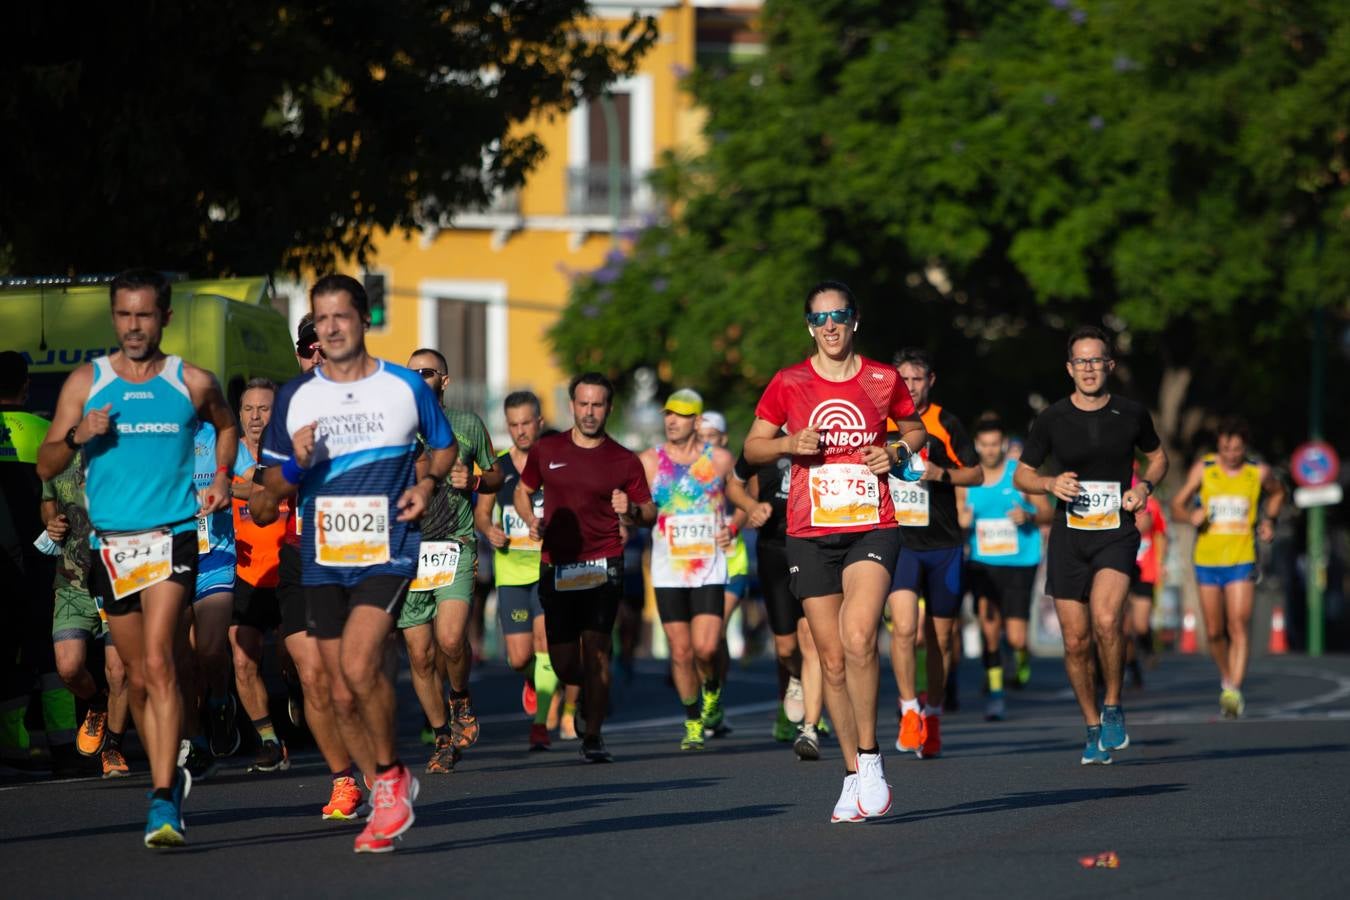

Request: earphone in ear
left=852, top=320, right=859, bottom=333
left=808, top=325, right=816, bottom=338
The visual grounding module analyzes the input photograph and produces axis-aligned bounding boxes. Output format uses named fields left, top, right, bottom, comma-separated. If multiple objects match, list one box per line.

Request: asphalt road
left=2, top=651, right=1348, bottom=899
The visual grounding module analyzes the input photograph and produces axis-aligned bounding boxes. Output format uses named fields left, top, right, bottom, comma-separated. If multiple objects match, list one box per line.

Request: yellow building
left=282, top=2, right=762, bottom=431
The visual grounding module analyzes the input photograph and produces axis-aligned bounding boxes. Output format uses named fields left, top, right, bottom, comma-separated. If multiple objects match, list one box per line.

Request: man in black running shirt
left=1014, top=326, right=1166, bottom=766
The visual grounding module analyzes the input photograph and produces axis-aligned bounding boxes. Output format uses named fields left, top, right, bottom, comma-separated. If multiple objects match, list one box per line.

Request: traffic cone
left=1180, top=611, right=1198, bottom=654
left=1268, top=606, right=1289, bottom=655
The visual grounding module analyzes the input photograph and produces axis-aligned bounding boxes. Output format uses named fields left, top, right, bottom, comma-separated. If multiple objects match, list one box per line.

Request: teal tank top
left=965, top=460, right=1041, bottom=567
left=83, top=355, right=198, bottom=535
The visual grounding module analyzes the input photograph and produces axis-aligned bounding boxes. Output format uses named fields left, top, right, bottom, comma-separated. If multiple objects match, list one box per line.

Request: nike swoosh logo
left=548, top=462, right=567, bottom=469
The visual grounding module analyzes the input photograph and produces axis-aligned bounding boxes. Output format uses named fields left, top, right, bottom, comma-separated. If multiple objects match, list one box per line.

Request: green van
left=2, top=276, right=298, bottom=416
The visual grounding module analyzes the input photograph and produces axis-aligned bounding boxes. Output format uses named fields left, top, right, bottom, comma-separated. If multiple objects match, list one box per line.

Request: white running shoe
left=855, top=752, right=892, bottom=818
left=831, top=774, right=864, bottom=823
left=783, top=677, right=805, bottom=724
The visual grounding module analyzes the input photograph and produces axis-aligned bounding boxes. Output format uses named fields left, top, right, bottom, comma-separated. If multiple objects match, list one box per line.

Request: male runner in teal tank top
left=38, top=268, right=238, bottom=849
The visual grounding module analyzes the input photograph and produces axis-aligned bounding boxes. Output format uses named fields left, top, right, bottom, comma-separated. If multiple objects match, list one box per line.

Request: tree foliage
left=551, top=0, right=1350, bottom=455
left=0, top=1, right=654, bottom=275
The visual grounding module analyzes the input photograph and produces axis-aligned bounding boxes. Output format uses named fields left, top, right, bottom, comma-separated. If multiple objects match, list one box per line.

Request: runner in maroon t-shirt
left=515, top=372, right=655, bottom=762
left=744, top=280, right=926, bottom=823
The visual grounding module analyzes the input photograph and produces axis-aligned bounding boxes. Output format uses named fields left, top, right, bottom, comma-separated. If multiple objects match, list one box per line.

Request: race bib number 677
left=100, top=529, right=174, bottom=600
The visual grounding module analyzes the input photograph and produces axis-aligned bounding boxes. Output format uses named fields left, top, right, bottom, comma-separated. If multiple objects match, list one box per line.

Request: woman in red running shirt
left=744, top=281, right=926, bottom=823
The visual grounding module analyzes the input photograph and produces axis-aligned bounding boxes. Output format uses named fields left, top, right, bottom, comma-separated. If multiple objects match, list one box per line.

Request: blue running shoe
left=1080, top=726, right=1112, bottom=766
left=1099, top=705, right=1129, bottom=751
left=145, top=767, right=192, bottom=848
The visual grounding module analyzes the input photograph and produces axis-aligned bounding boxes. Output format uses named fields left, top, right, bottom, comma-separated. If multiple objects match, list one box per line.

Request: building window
left=567, top=76, right=654, bottom=219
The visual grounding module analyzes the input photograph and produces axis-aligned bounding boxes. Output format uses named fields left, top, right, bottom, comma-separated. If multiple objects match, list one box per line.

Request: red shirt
left=520, top=431, right=653, bottom=565
left=754, top=356, right=916, bottom=539
left=1135, top=495, right=1167, bottom=583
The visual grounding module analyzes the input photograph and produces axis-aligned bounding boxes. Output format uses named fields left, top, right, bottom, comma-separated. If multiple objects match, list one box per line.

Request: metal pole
left=1307, top=304, right=1327, bottom=656
left=599, top=92, right=621, bottom=246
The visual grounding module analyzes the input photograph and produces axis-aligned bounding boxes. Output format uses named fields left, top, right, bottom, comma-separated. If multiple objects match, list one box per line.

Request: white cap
left=702, top=410, right=727, bottom=434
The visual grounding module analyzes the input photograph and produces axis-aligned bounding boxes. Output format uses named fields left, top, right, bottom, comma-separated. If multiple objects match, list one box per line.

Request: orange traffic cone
left=1180, top=611, right=1198, bottom=654
left=1268, top=606, right=1289, bottom=655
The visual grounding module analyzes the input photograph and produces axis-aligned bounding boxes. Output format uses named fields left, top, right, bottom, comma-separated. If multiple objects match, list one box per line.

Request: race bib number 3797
left=315, top=496, right=390, bottom=567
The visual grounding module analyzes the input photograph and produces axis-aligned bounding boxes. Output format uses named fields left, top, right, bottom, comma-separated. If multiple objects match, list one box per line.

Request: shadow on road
left=876, top=783, right=1187, bottom=824
left=398, top=802, right=792, bottom=853
left=1136, top=743, right=1350, bottom=765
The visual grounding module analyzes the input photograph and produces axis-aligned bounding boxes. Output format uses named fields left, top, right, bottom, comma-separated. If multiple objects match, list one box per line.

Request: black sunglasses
left=416, top=367, right=445, bottom=380
left=296, top=340, right=324, bottom=360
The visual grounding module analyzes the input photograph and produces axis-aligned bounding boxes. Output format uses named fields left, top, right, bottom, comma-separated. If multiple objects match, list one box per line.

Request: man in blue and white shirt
left=255, top=274, right=455, bottom=854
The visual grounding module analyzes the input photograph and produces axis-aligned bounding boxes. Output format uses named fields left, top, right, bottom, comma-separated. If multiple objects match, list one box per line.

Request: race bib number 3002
left=1067, top=481, right=1121, bottom=531
left=100, top=529, right=174, bottom=600
left=411, top=540, right=461, bottom=591
left=315, top=496, right=390, bottom=567
left=809, top=464, right=880, bottom=528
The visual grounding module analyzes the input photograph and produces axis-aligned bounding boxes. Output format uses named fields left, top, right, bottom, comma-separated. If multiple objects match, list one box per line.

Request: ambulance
left=1, top=275, right=298, bottom=416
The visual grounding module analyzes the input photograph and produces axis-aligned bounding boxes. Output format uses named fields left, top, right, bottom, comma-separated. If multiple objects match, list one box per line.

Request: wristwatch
left=1138, top=479, right=1154, bottom=496
left=63, top=427, right=80, bottom=450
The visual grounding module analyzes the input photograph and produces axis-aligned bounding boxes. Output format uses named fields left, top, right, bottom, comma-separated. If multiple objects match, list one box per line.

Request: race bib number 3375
left=315, top=496, right=390, bottom=567
left=809, top=464, right=880, bottom=528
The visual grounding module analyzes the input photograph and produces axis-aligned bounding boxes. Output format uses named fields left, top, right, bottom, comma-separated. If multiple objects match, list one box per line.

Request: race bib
left=809, top=463, right=880, bottom=528
left=554, top=559, right=608, bottom=592
left=1207, top=494, right=1251, bottom=535
left=196, top=516, right=210, bottom=555
left=410, top=540, right=461, bottom=591
left=975, top=517, right=1019, bottom=556
left=889, top=477, right=929, bottom=527
left=666, top=513, right=717, bottom=559
left=1067, top=481, right=1121, bottom=531
left=99, top=529, right=174, bottom=601
left=315, top=496, right=390, bottom=567
left=503, top=506, right=542, bottom=552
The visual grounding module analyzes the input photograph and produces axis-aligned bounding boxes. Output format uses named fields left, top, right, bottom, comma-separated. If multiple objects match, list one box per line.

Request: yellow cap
left=664, top=388, right=703, bottom=416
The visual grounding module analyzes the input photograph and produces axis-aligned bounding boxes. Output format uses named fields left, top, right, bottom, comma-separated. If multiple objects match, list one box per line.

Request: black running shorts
left=539, top=556, right=624, bottom=644
left=306, top=575, right=410, bottom=640
left=757, top=539, right=802, bottom=636
left=92, top=531, right=198, bottom=617
left=654, top=584, right=724, bottom=624
left=966, top=562, right=1037, bottom=620
left=785, top=528, right=900, bottom=601
left=1045, top=522, right=1140, bottom=602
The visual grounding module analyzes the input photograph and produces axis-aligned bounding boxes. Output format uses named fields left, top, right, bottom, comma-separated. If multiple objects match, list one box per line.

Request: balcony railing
left=566, top=165, right=651, bottom=217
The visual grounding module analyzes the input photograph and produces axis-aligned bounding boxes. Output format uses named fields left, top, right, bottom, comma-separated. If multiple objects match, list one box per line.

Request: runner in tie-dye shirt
left=638, top=389, right=736, bottom=751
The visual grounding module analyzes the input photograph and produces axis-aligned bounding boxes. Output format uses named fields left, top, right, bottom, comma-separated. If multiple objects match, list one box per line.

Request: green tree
left=0, top=1, right=654, bottom=276
left=552, top=0, right=1350, bottom=458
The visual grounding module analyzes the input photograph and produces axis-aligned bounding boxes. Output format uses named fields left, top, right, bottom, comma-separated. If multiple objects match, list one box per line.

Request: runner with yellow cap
left=639, top=389, right=736, bottom=749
